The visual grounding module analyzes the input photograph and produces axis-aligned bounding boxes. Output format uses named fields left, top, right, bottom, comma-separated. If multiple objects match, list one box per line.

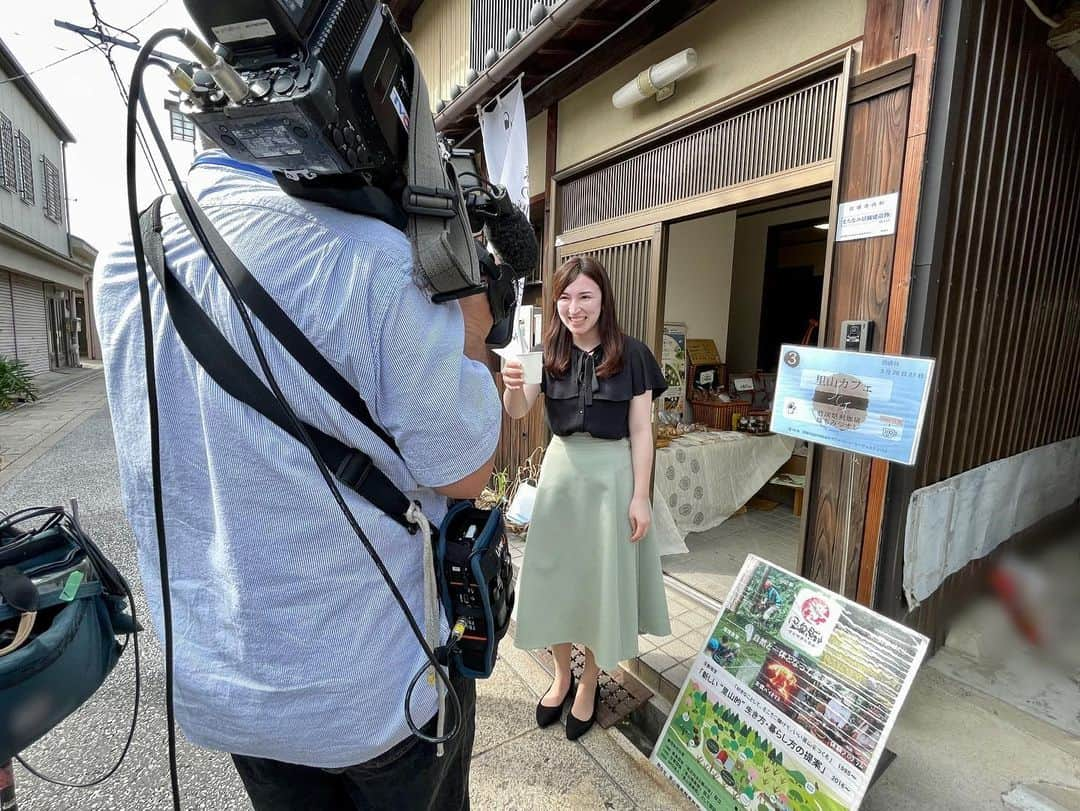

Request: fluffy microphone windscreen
left=484, top=194, right=539, bottom=279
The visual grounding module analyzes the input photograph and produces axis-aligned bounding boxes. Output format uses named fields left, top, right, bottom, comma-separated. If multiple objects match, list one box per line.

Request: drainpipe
left=433, top=0, right=598, bottom=131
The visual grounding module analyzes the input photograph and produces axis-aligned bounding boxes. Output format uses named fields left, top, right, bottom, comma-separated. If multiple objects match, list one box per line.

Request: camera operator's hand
left=502, top=358, right=525, bottom=391
left=459, top=290, right=494, bottom=365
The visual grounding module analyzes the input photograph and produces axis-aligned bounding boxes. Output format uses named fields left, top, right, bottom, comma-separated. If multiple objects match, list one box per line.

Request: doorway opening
left=651, top=191, right=829, bottom=665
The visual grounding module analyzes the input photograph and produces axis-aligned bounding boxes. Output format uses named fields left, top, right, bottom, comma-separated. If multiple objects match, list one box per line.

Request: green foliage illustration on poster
left=657, top=680, right=847, bottom=811
left=661, top=323, right=688, bottom=418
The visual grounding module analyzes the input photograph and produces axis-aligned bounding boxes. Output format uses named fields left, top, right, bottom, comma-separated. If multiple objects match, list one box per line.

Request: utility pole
left=53, top=19, right=186, bottom=64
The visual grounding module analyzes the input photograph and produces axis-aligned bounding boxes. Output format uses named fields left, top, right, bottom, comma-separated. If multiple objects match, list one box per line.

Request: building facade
left=400, top=0, right=1079, bottom=672
left=0, top=37, right=94, bottom=374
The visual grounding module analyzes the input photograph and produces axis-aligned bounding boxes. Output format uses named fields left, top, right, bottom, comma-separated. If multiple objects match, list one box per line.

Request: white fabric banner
left=903, top=434, right=1080, bottom=606
left=478, top=76, right=530, bottom=217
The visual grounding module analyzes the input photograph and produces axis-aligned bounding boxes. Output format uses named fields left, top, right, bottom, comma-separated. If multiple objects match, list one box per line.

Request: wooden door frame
left=804, top=2, right=943, bottom=605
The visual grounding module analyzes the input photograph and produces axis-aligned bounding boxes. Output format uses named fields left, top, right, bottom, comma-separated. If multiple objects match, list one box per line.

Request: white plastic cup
left=518, top=350, right=543, bottom=385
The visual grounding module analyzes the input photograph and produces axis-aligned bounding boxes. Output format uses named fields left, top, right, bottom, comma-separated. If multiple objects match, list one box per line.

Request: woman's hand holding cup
left=502, top=358, right=526, bottom=391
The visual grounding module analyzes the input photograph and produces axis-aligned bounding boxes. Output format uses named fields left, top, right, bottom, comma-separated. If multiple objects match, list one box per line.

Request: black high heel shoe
left=566, top=680, right=600, bottom=741
left=536, top=676, right=575, bottom=728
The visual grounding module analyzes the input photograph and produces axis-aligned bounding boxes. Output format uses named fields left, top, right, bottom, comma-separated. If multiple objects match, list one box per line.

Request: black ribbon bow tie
left=573, top=347, right=601, bottom=408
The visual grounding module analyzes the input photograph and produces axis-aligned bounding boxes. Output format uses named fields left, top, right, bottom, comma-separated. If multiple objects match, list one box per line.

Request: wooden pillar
left=543, top=105, right=560, bottom=323
left=803, top=0, right=943, bottom=602
left=858, top=0, right=944, bottom=605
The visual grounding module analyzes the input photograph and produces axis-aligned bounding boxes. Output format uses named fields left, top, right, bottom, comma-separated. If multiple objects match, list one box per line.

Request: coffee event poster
left=652, top=555, right=928, bottom=811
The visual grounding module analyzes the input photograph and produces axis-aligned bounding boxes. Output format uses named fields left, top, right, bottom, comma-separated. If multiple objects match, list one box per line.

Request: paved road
left=0, top=370, right=107, bottom=486
left=2, top=378, right=252, bottom=810
left=1, top=377, right=692, bottom=811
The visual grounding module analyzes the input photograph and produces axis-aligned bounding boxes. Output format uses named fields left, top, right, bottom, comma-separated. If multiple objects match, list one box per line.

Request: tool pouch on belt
left=0, top=506, right=136, bottom=761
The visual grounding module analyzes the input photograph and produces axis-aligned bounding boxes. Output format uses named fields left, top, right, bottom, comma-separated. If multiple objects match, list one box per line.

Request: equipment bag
left=436, top=502, right=514, bottom=679
left=139, top=195, right=513, bottom=678
left=0, top=506, right=136, bottom=761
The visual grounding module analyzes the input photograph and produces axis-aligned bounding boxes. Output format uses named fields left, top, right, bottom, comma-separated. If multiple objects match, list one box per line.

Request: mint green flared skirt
left=513, top=434, right=671, bottom=671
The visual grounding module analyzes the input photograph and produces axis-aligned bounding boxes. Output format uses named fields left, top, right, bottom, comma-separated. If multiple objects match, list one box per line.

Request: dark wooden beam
left=388, top=0, right=425, bottom=32
left=566, top=16, right=620, bottom=32
left=535, top=47, right=579, bottom=60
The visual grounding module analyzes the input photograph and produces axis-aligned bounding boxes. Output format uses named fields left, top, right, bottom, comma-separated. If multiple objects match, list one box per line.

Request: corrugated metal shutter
left=0, top=271, right=15, bottom=359
left=10, top=273, right=49, bottom=373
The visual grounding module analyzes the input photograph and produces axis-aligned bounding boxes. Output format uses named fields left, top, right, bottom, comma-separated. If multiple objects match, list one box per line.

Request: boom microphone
left=483, top=189, right=538, bottom=280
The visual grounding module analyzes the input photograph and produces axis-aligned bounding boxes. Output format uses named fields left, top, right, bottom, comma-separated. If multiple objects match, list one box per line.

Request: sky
left=4, top=1, right=201, bottom=251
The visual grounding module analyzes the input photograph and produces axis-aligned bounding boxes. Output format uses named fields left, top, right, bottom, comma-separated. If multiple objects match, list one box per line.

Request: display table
left=652, top=431, right=796, bottom=555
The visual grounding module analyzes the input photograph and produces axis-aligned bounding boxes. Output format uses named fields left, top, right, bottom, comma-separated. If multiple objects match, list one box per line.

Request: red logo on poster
left=801, top=596, right=831, bottom=625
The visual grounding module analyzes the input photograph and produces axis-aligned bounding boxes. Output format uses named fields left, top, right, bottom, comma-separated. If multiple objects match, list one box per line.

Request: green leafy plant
left=477, top=467, right=512, bottom=510
left=488, top=468, right=511, bottom=504
left=0, top=356, right=38, bottom=410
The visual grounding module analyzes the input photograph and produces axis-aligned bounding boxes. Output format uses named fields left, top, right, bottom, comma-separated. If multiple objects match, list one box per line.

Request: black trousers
left=231, top=674, right=476, bottom=811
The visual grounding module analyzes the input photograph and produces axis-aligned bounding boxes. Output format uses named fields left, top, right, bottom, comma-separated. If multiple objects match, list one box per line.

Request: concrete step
left=1003, top=782, right=1080, bottom=811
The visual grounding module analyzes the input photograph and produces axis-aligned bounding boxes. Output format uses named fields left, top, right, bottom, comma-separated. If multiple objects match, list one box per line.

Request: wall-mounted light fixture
left=612, top=48, right=698, bottom=109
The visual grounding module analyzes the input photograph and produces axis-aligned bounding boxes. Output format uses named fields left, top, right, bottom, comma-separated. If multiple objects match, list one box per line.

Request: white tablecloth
left=652, top=431, right=796, bottom=556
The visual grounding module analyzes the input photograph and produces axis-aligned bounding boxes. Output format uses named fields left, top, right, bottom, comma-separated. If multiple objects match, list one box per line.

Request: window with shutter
left=0, top=114, right=16, bottom=192
left=16, top=130, right=34, bottom=205
left=42, top=156, right=62, bottom=223
left=169, top=110, right=195, bottom=143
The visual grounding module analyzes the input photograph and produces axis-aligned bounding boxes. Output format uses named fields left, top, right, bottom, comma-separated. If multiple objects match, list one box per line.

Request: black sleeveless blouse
left=541, top=336, right=667, bottom=439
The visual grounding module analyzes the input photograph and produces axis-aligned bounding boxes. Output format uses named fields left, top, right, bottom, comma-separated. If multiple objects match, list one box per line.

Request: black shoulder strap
left=139, top=196, right=416, bottom=531
left=167, top=193, right=400, bottom=456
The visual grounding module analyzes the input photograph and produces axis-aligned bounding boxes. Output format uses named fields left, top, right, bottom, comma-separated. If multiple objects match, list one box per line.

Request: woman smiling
left=502, top=256, right=671, bottom=741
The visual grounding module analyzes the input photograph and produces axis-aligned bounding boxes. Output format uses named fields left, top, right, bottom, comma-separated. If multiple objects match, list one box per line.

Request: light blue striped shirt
left=94, top=152, right=500, bottom=767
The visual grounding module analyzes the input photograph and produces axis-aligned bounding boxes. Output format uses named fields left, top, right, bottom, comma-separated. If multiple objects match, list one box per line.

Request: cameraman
left=94, top=148, right=501, bottom=810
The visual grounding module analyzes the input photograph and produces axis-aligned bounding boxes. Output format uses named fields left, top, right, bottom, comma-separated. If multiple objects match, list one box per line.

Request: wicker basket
left=690, top=399, right=751, bottom=431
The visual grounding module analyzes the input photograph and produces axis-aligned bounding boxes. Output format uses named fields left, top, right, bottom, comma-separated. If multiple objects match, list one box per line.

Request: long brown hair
left=543, top=256, right=624, bottom=379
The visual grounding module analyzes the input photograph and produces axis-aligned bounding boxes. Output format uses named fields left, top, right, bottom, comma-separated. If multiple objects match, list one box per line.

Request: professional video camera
left=176, top=0, right=538, bottom=347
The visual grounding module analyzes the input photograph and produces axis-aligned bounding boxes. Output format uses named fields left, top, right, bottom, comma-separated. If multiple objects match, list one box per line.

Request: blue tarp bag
left=0, top=506, right=136, bottom=762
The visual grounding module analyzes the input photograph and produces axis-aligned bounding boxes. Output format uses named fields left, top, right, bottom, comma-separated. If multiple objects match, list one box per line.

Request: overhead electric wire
left=0, top=0, right=167, bottom=85
left=112, top=0, right=169, bottom=37
left=101, top=42, right=167, bottom=194
left=84, top=0, right=166, bottom=194
left=0, top=41, right=104, bottom=85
